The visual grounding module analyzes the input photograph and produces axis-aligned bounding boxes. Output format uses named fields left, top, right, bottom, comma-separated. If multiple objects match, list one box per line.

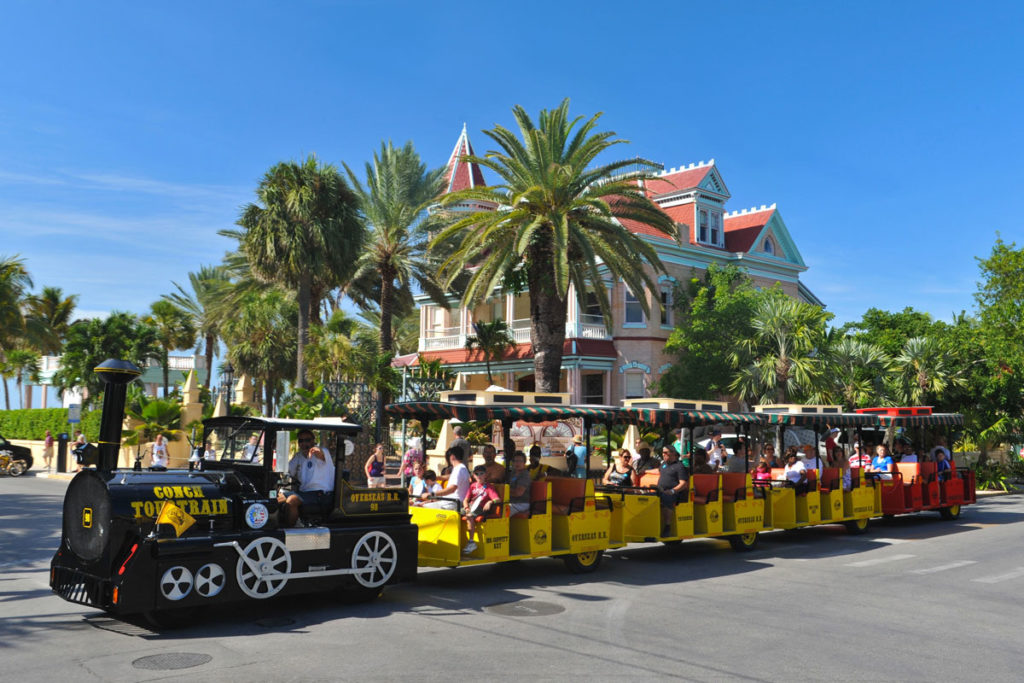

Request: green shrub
left=975, top=462, right=1013, bottom=491
left=0, top=408, right=103, bottom=440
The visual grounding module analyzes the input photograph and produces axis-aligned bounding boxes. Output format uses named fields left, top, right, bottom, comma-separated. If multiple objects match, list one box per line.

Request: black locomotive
left=50, top=360, right=418, bottom=624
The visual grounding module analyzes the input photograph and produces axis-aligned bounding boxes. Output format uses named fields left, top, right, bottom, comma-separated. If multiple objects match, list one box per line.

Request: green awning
left=762, top=413, right=880, bottom=427
left=384, top=401, right=624, bottom=423
left=878, top=413, right=964, bottom=427
left=623, top=407, right=764, bottom=429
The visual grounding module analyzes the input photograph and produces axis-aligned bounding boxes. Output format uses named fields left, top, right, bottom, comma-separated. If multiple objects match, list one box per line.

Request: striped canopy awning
left=384, top=401, right=625, bottom=423
left=623, top=407, right=764, bottom=429
left=878, top=413, right=964, bottom=427
left=762, top=413, right=880, bottom=428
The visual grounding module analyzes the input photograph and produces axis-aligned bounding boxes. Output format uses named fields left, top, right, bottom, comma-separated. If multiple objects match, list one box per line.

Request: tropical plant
left=52, top=313, right=161, bottom=406
left=890, top=336, right=964, bottom=405
left=235, top=155, right=364, bottom=389
left=277, top=384, right=350, bottom=420
left=823, top=335, right=892, bottom=410
left=432, top=99, right=678, bottom=392
left=464, top=319, right=514, bottom=386
left=0, top=255, right=32, bottom=410
left=145, top=300, right=197, bottom=396
left=163, top=265, right=231, bottom=390
left=974, top=461, right=1013, bottom=492
left=729, top=292, right=831, bottom=404
left=5, top=348, right=40, bottom=409
left=122, top=394, right=185, bottom=463
left=23, top=285, right=78, bottom=355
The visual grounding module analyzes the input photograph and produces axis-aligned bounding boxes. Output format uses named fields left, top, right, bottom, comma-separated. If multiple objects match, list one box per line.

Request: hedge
left=0, top=408, right=103, bottom=440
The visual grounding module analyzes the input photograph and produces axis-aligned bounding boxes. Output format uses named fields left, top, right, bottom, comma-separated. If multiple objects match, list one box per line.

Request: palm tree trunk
left=486, top=358, right=494, bottom=386
left=162, top=348, right=170, bottom=397
left=379, top=269, right=395, bottom=353
left=527, top=256, right=568, bottom=393
left=204, top=334, right=214, bottom=390
left=2, top=378, right=9, bottom=411
left=296, top=273, right=312, bottom=389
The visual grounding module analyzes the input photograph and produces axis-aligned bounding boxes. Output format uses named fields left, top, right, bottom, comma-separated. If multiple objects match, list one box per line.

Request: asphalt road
left=3, top=474, right=1022, bottom=682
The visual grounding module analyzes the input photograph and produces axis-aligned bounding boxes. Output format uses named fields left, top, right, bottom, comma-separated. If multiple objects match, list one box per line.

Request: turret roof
left=442, top=123, right=486, bottom=194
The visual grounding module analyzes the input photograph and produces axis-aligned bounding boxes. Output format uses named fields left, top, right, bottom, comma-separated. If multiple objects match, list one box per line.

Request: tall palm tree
left=824, top=335, right=892, bottom=410
left=23, top=286, right=78, bottom=355
left=344, top=140, right=447, bottom=354
left=6, top=348, right=40, bottom=408
left=729, top=293, right=831, bottom=404
left=236, top=155, right=364, bottom=389
left=163, top=265, right=231, bottom=390
left=146, top=300, right=197, bottom=396
left=891, top=336, right=964, bottom=404
left=0, top=255, right=32, bottom=409
left=432, top=100, right=677, bottom=392
left=465, top=319, right=514, bottom=386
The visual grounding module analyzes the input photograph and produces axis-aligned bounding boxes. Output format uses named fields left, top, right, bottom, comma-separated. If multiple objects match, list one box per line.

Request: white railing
left=416, top=318, right=610, bottom=351
left=512, top=327, right=531, bottom=344
left=144, top=355, right=200, bottom=371
left=420, top=334, right=465, bottom=351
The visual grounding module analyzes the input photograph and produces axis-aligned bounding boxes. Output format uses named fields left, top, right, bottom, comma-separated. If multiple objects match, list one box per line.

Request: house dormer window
left=698, top=209, right=722, bottom=246
left=710, top=212, right=721, bottom=246
left=698, top=210, right=708, bottom=243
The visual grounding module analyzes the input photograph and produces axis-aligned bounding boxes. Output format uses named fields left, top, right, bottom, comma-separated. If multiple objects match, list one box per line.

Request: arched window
left=763, top=238, right=775, bottom=255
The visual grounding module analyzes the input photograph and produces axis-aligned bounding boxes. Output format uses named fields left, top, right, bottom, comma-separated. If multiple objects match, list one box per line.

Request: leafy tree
left=344, top=141, right=447, bottom=354
left=821, top=334, right=892, bottom=410
left=52, top=313, right=160, bottom=406
left=658, top=264, right=759, bottom=398
left=122, top=394, right=184, bottom=464
left=729, top=292, right=832, bottom=404
left=163, top=265, right=231, bottom=390
left=357, top=304, right=420, bottom=357
left=146, top=300, right=197, bottom=396
left=839, top=307, right=941, bottom=359
left=5, top=348, right=40, bottom=409
left=464, top=319, right=515, bottom=386
left=24, top=285, right=78, bottom=355
left=890, top=336, right=965, bottom=405
left=0, top=255, right=32, bottom=410
left=236, top=155, right=364, bottom=389
left=433, top=99, right=677, bottom=392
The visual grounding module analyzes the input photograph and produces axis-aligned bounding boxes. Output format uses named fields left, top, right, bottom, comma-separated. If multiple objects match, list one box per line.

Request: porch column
left=568, top=368, right=581, bottom=403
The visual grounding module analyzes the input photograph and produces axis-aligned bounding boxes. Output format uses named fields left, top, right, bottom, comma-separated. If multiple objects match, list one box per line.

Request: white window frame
left=623, top=287, right=646, bottom=327
left=624, top=372, right=645, bottom=399
left=660, top=288, right=673, bottom=328
left=710, top=211, right=721, bottom=246
left=698, top=209, right=709, bottom=243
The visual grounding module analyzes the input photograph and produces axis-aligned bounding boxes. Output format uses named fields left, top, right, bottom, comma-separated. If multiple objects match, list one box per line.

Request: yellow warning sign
left=155, top=500, right=196, bottom=537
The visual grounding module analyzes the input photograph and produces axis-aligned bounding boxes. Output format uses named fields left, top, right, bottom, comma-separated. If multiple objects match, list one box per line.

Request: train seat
left=550, top=478, right=587, bottom=515
left=819, top=467, right=840, bottom=493
left=691, top=474, right=719, bottom=505
left=896, top=463, right=920, bottom=484
left=640, top=471, right=660, bottom=488
left=511, top=481, right=549, bottom=519
left=719, top=473, right=747, bottom=502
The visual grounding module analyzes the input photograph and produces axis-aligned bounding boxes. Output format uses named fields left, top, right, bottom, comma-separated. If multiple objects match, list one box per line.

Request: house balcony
left=419, top=316, right=610, bottom=352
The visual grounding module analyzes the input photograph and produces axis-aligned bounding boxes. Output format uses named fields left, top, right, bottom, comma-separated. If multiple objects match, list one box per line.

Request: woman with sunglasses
left=603, top=448, right=639, bottom=487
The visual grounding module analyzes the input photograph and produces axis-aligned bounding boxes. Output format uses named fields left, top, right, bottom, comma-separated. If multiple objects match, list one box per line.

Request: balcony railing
left=418, top=317, right=610, bottom=352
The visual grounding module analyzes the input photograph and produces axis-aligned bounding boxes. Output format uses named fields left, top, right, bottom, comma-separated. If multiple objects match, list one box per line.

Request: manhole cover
left=255, top=616, right=296, bottom=628
left=484, top=600, right=565, bottom=617
left=132, top=653, right=212, bottom=670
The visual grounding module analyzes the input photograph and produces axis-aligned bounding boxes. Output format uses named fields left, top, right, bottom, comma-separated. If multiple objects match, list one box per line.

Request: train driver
left=277, top=429, right=336, bottom=526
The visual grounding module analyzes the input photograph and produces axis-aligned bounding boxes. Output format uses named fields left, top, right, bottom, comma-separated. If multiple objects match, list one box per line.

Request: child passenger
left=463, top=465, right=500, bottom=555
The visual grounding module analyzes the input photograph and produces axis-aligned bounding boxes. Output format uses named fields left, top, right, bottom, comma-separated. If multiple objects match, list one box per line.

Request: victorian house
left=401, top=126, right=822, bottom=404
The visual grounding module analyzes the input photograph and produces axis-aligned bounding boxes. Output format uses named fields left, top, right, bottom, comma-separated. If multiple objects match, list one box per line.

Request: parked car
left=0, top=432, right=33, bottom=470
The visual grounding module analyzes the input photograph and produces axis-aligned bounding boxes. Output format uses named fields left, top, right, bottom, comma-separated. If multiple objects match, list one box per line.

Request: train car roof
left=204, top=415, right=363, bottom=434
left=760, top=412, right=880, bottom=427
left=384, top=401, right=626, bottom=423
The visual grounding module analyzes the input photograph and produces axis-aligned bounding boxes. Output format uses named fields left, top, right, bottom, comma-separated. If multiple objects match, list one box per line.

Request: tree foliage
left=465, top=319, right=515, bottom=386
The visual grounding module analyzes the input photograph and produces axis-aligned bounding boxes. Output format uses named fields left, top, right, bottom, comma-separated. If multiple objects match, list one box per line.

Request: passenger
left=463, top=465, right=501, bottom=554
left=527, top=445, right=550, bottom=480
left=365, top=443, right=387, bottom=488
left=278, top=437, right=335, bottom=527
left=704, top=430, right=726, bottom=470
left=632, top=441, right=660, bottom=475
left=481, top=444, right=506, bottom=484
left=565, top=435, right=588, bottom=478
left=780, top=449, right=808, bottom=492
left=930, top=437, right=952, bottom=462
left=867, top=444, right=894, bottom=480
left=508, top=452, right=531, bottom=516
left=202, top=440, right=217, bottom=460
left=801, top=445, right=823, bottom=472
left=753, top=458, right=773, bottom=484
left=657, top=446, right=688, bottom=536
left=761, top=444, right=780, bottom=468
left=603, top=449, right=639, bottom=487
left=449, top=425, right=471, bottom=463
left=670, top=429, right=685, bottom=460
left=400, top=437, right=424, bottom=488
left=691, top=447, right=715, bottom=475
left=935, top=449, right=953, bottom=480
left=243, top=434, right=261, bottom=462
left=724, top=442, right=748, bottom=473
left=837, top=453, right=853, bottom=491
left=830, top=446, right=846, bottom=468
left=408, top=462, right=430, bottom=500
left=424, top=447, right=471, bottom=510
left=849, top=442, right=871, bottom=469
left=900, top=442, right=919, bottom=463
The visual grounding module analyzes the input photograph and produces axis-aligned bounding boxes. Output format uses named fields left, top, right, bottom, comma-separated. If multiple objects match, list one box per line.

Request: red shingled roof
left=443, top=125, right=486, bottom=194
left=724, top=208, right=774, bottom=252
left=644, top=165, right=713, bottom=197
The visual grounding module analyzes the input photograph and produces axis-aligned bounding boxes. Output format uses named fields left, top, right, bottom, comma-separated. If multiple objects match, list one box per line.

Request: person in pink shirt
left=462, top=465, right=500, bottom=555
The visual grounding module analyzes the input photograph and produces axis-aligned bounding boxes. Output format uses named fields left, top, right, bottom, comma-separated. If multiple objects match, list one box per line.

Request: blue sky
left=1, top=0, right=1022, bottom=335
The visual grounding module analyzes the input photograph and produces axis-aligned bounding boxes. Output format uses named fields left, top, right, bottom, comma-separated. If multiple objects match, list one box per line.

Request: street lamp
left=221, top=362, right=235, bottom=408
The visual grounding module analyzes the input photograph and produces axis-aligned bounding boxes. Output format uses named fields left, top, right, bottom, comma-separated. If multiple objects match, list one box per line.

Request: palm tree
left=163, top=265, right=230, bottom=390
left=891, top=336, right=964, bottom=404
left=824, top=335, right=892, bottom=410
left=729, top=293, right=831, bottom=404
left=0, top=256, right=32, bottom=409
left=465, top=319, right=514, bottom=386
left=432, top=100, right=677, bottom=392
left=236, top=155, right=364, bottom=389
left=23, top=286, right=78, bottom=355
left=146, top=300, right=197, bottom=397
left=5, top=348, right=40, bottom=408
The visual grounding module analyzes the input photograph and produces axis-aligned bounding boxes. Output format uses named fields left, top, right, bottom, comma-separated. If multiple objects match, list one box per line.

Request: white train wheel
left=235, top=537, right=291, bottom=599
left=351, top=531, right=397, bottom=588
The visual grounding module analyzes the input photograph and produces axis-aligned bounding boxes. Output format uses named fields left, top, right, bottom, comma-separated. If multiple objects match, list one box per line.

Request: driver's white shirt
left=288, top=448, right=335, bottom=492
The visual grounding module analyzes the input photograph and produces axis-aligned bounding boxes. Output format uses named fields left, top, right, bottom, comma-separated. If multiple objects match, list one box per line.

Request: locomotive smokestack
left=95, top=359, right=142, bottom=471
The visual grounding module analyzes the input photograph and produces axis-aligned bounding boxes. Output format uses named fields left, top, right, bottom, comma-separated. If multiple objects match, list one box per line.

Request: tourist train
left=50, top=360, right=975, bottom=625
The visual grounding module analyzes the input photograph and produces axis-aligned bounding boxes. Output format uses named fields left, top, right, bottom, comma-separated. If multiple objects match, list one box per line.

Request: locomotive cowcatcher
left=50, top=359, right=418, bottom=624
